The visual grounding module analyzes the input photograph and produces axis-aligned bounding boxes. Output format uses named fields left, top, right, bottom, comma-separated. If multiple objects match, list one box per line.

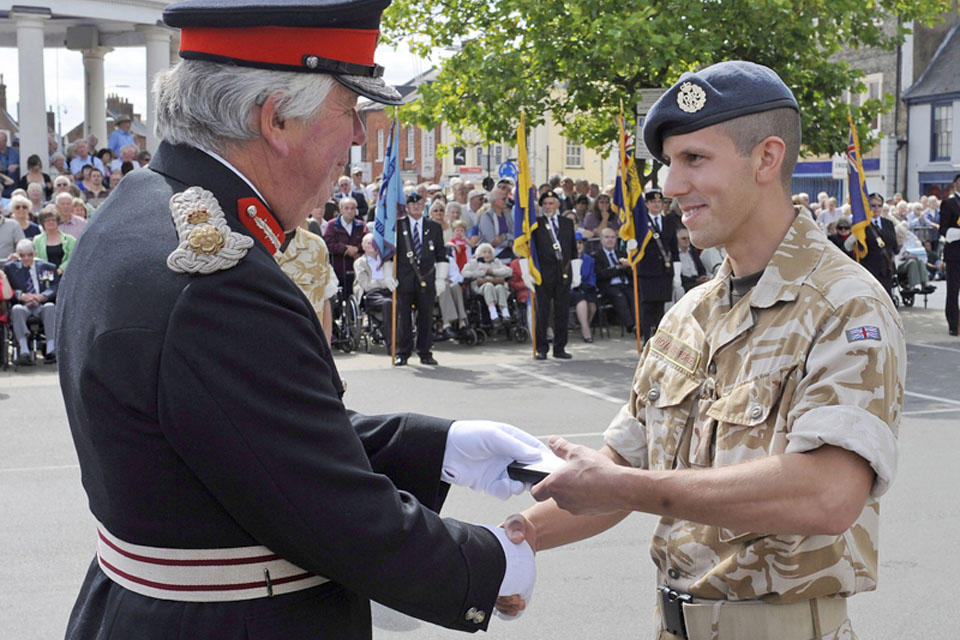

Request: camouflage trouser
left=653, top=596, right=856, bottom=640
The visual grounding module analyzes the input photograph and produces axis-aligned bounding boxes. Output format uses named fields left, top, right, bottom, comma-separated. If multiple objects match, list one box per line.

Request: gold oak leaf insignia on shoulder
left=167, top=186, right=255, bottom=274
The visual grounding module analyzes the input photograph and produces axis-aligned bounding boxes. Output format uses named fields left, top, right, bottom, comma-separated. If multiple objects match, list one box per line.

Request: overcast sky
left=0, top=41, right=432, bottom=136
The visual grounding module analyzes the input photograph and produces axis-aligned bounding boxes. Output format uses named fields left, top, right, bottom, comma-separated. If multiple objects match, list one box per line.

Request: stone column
left=11, top=8, right=50, bottom=170
left=137, top=26, right=173, bottom=154
left=82, top=47, right=113, bottom=148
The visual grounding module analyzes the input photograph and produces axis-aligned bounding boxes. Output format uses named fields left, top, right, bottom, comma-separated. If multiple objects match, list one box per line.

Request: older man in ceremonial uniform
left=57, top=2, right=541, bottom=638
left=503, top=61, right=905, bottom=640
left=531, top=190, right=577, bottom=360
left=939, top=174, right=960, bottom=336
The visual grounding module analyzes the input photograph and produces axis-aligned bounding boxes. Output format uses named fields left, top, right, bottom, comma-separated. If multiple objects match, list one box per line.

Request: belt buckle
left=657, top=585, right=693, bottom=639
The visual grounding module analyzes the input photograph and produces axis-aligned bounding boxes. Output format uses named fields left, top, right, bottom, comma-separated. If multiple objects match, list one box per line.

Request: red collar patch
left=237, top=197, right=285, bottom=255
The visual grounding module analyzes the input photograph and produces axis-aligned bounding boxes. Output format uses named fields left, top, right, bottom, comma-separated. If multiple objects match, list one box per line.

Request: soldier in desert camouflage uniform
left=275, top=225, right=339, bottom=340
left=502, top=61, right=905, bottom=640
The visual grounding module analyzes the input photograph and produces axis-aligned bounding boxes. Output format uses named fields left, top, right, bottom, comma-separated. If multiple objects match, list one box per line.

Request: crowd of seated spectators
left=1, top=135, right=146, bottom=369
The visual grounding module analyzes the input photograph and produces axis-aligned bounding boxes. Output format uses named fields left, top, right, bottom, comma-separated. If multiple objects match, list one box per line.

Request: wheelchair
left=0, top=301, right=49, bottom=370
left=330, top=285, right=363, bottom=353
left=461, top=280, right=529, bottom=345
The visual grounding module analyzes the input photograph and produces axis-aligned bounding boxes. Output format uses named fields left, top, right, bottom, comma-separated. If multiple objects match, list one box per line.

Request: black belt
left=658, top=585, right=694, bottom=639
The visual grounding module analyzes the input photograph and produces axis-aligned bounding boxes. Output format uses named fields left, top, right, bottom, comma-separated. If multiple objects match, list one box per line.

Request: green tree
left=382, top=0, right=954, bottom=165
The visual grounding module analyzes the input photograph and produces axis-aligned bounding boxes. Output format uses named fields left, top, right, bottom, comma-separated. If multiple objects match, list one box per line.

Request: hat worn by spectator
left=645, top=188, right=663, bottom=202
left=406, top=192, right=424, bottom=204
left=642, top=60, right=799, bottom=165
left=351, top=166, right=363, bottom=175
left=115, top=114, right=133, bottom=124
left=163, top=0, right=402, bottom=105
left=539, top=190, right=560, bottom=207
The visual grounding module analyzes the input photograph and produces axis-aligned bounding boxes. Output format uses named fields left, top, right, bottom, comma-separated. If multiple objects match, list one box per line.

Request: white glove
left=946, top=227, right=960, bottom=243
left=843, top=234, right=858, bottom=251
left=435, top=260, right=450, bottom=291
left=482, top=525, right=535, bottom=620
left=672, top=261, right=682, bottom=289
left=441, top=421, right=544, bottom=499
left=570, top=258, right=582, bottom=289
left=626, top=238, right=638, bottom=252
left=382, top=260, right=398, bottom=292
left=519, top=258, right=535, bottom=291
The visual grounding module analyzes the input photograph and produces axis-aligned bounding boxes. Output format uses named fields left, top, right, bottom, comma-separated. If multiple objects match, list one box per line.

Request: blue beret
left=642, top=61, right=798, bottom=164
left=164, top=0, right=402, bottom=105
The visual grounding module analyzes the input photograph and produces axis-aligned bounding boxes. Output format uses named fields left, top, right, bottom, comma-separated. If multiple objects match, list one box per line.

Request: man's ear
left=754, top=136, right=786, bottom=186
left=258, top=92, right=290, bottom=157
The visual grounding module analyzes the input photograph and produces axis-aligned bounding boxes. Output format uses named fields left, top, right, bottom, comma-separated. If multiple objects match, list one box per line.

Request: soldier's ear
left=753, top=136, right=785, bottom=187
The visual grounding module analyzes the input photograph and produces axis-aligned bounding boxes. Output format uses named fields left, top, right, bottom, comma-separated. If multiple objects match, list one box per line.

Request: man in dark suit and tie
left=635, top=189, right=680, bottom=342
left=3, top=238, right=59, bottom=365
left=532, top=191, right=577, bottom=359
left=333, top=174, right=369, bottom=219
left=593, top=227, right=635, bottom=332
left=395, top=192, right=447, bottom=365
left=856, top=193, right=898, bottom=296
left=677, top=227, right=709, bottom=291
left=939, top=174, right=960, bottom=336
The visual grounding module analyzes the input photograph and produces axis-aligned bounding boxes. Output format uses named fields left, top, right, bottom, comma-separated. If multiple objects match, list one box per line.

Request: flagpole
left=632, top=260, right=642, bottom=353
left=529, top=292, right=537, bottom=358
left=391, top=290, right=397, bottom=365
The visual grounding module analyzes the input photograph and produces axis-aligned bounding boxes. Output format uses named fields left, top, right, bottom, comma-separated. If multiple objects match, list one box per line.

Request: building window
left=406, top=126, right=415, bottom=161
left=565, top=140, right=583, bottom=168
left=932, top=103, right=952, bottom=162
left=377, top=129, right=384, bottom=162
left=864, top=73, right=882, bottom=132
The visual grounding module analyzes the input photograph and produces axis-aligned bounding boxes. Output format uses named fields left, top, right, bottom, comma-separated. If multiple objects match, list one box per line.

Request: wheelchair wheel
left=512, top=326, right=529, bottom=344
left=901, top=291, right=915, bottom=308
left=0, top=322, right=10, bottom=371
left=475, top=329, right=487, bottom=345
left=462, top=329, right=477, bottom=346
left=346, top=298, right=363, bottom=351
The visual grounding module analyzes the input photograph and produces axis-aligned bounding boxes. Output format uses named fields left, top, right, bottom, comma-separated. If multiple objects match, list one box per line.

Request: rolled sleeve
left=787, top=293, right=905, bottom=497
left=602, top=403, right=649, bottom=469
left=787, top=405, right=897, bottom=497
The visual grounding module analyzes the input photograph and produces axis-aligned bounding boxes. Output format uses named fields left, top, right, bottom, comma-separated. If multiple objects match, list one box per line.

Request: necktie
left=654, top=217, right=661, bottom=232
left=25, top=267, right=36, bottom=293
left=412, top=220, right=422, bottom=259
left=607, top=250, right=617, bottom=268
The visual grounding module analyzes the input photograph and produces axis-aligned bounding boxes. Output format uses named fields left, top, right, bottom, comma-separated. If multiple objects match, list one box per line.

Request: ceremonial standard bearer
left=58, top=2, right=540, bottom=638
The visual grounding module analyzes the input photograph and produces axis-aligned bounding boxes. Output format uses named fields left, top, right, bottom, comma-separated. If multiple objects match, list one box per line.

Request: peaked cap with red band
left=163, top=0, right=403, bottom=105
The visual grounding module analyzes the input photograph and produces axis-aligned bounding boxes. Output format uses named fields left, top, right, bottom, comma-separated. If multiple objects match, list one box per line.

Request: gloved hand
left=946, top=227, right=960, bottom=243
left=383, top=260, right=399, bottom=292
left=482, top=525, right=536, bottom=620
left=672, top=261, right=682, bottom=289
left=626, top=238, right=638, bottom=252
left=843, top=234, right=858, bottom=251
left=442, top=421, right=544, bottom=499
left=519, top=258, right=535, bottom=291
left=435, top=260, right=450, bottom=292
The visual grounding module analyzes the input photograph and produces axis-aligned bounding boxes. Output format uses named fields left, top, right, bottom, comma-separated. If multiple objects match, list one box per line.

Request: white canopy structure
left=0, top=1, right=176, bottom=166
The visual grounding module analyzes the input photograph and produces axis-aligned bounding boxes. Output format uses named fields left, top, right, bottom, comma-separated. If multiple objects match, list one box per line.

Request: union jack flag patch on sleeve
left=846, top=326, right=881, bottom=343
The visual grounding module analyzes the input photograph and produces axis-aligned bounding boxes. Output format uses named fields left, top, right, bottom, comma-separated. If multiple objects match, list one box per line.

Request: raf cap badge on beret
left=642, top=60, right=799, bottom=164
left=167, top=187, right=254, bottom=274
left=163, top=0, right=402, bottom=105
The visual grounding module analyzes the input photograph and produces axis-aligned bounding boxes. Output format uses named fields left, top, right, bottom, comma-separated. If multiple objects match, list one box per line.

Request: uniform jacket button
left=667, top=568, right=680, bottom=579
left=465, top=607, right=477, bottom=622
left=474, top=610, right=486, bottom=624
left=708, top=361, right=717, bottom=375
left=647, top=388, right=660, bottom=402
left=749, top=405, right=763, bottom=419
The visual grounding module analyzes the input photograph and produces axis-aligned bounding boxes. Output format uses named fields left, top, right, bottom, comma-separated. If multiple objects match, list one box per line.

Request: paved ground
left=1, top=285, right=957, bottom=639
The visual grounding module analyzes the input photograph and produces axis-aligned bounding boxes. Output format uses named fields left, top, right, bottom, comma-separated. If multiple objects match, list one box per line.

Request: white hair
left=154, top=60, right=336, bottom=155
left=26, top=182, right=43, bottom=196
left=16, top=238, right=34, bottom=253
left=55, top=191, right=73, bottom=204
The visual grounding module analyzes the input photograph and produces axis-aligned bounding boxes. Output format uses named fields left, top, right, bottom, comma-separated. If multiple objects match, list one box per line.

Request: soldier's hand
left=531, top=437, right=624, bottom=515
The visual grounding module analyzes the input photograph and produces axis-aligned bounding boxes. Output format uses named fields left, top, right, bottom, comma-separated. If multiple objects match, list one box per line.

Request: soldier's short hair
left=715, top=107, right=801, bottom=188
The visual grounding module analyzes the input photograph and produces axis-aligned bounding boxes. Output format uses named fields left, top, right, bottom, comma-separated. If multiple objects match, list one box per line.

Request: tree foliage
left=382, top=0, right=955, bottom=157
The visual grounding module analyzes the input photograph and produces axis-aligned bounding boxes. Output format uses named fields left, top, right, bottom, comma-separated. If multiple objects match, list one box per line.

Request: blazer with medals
left=941, top=193, right=960, bottom=262
left=532, top=214, right=577, bottom=286
left=395, top=215, right=446, bottom=292
left=635, top=214, right=680, bottom=301
left=3, top=258, right=59, bottom=302
left=57, top=143, right=504, bottom=639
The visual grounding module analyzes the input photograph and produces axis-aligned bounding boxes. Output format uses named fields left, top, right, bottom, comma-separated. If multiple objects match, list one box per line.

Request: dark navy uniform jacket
left=395, top=216, right=446, bottom=293
left=941, top=193, right=960, bottom=262
left=57, top=142, right=504, bottom=639
left=859, top=216, right=898, bottom=292
left=635, top=214, right=679, bottom=302
left=531, top=215, right=576, bottom=287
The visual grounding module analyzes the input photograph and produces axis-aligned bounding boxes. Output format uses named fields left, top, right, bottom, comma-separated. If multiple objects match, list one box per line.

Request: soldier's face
left=279, top=84, right=365, bottom=231
left=662, top=124, right=755, bottom=252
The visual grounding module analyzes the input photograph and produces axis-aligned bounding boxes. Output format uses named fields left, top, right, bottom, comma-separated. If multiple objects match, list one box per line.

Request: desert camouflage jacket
left=276, top=227, right=339, bottom=325
left=604, top=211, right=905, bottom=603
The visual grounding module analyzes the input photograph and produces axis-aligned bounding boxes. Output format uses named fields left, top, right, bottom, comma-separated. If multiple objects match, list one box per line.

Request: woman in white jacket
left=462, top=242, right=513, bottom=322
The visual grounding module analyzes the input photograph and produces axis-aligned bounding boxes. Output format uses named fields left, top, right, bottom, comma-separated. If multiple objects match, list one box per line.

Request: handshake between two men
left=444, top=421, right=617, bottom=621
